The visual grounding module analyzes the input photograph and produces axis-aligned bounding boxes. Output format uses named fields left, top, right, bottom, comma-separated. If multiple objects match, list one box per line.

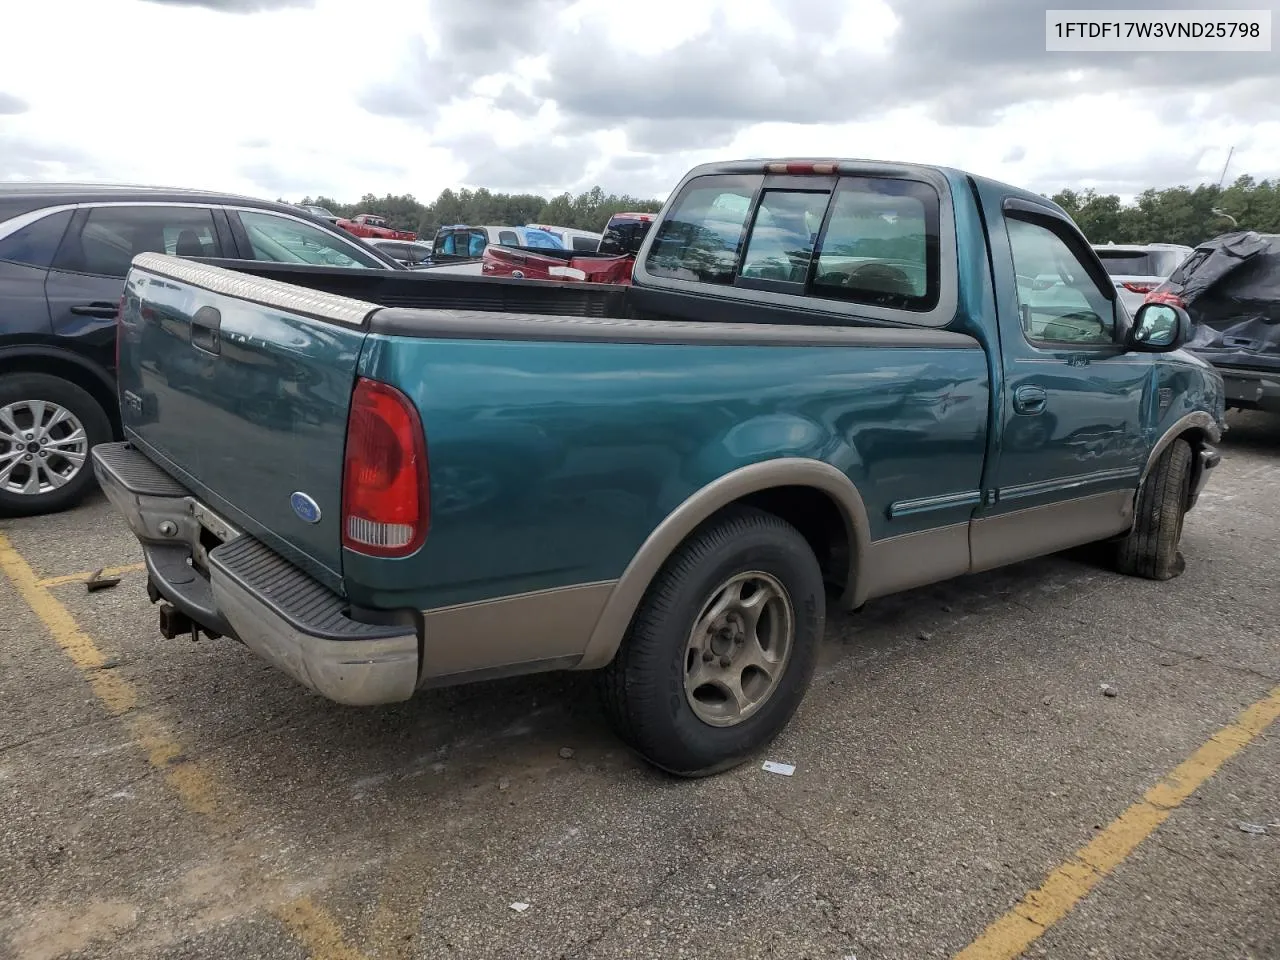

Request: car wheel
left=596, top=506, right=825, bottom=777
left=0, top=373, right=112, bottom=518
left=1113, top=437, right=1192, bottom=580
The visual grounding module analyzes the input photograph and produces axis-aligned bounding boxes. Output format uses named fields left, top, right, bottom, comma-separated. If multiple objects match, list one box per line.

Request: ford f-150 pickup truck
left=93, top=158, right=1226, bottom=777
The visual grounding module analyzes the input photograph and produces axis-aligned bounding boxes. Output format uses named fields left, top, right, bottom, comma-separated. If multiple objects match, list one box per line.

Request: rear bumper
left=91, top=441, right=419, bottom=706
left=1210, top=365, right=1280, bottom=413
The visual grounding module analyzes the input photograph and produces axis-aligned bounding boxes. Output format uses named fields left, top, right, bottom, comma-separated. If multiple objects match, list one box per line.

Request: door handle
left=190, top=305, right=222, bottom=355
left=69, top=302, right=120, bottom=318
left=1013, top=384, right=1047, bottom=415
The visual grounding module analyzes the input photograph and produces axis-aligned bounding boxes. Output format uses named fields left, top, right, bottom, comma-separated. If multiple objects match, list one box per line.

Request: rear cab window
left=642, top=169, right=943, bottom=318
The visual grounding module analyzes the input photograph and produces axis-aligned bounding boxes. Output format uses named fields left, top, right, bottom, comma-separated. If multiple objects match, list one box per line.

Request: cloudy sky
left=1, top=0, right=1277, bottom=205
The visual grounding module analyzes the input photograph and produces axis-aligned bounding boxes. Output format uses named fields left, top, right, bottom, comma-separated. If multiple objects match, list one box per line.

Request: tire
left=0, top=373, right=112, bottom=518
left=596, top=506, right=826, bottom=777
left=1114, top=438, right=1193, bottom=581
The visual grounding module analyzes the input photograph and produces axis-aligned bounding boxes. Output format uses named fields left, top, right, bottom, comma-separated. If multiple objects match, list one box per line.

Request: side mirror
left=1126, top=302, right=1189, bottom=353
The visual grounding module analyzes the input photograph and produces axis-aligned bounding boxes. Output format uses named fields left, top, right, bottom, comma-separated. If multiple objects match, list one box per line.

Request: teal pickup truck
left=92, top=159, right=1226, bottom=777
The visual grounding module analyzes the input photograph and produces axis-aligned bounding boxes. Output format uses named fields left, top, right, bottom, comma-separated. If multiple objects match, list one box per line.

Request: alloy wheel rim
left=683, top=570, right=795, bottom=727
left=0, top=400, right=89, bottom=496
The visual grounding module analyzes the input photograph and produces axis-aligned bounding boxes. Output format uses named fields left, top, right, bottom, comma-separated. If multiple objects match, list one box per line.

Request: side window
left=55, top=206, right=223, bottom=278
left=811, top=178, right=939, bottom=310
left=498, top=230, right=520, bottom=246
left=1007, top=218, right=1114, bottom=345
left=571, top=235, right=597, bottom=251
left=739, top=190, right=831, bottom=284
left=236, top=210, right=383, bottom=269
left=0, top=210, right=73, bottom=268
left=645, top=174, right=760, bottom=284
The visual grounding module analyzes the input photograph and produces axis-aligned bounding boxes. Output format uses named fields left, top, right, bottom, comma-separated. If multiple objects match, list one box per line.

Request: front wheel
left=1113, top=437, right=1193, bottom=580
left=0, top=373, right=112, bottom=518
left=596, top=506, right=825, bottom=777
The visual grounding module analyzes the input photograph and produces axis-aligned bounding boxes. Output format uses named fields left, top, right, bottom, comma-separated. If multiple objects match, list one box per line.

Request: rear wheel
left=0, top=374, right=112, bottom=518
left=596, top=506, right=825, bottom=777
left=1113, top=438, right=1193, bottom=580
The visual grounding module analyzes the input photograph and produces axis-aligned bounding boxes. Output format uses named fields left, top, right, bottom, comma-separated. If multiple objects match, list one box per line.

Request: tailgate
left=118, top=253, right=378, bottom=587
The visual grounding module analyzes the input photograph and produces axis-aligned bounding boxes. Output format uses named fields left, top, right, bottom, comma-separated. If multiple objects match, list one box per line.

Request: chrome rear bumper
left=91, top=441, right=419, bottom=706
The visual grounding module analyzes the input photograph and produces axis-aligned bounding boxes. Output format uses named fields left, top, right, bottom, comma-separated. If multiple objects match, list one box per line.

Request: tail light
left=1122, top=281, right=1157, bottom=294
left=342, top=377, right=430, bottom=558
left=1144, top=289, right=1185, bottom=309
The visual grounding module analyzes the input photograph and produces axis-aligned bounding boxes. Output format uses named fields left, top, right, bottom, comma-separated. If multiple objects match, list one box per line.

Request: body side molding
left=576, top=458, right=871, bottom=670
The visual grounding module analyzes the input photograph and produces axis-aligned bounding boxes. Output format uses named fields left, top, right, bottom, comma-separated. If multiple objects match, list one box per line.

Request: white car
left=1093, top=242, right=1194, bottom=314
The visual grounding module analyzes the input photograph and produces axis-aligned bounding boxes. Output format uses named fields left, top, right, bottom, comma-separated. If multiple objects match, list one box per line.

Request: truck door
left=970, top=190, right=1150, bottom=570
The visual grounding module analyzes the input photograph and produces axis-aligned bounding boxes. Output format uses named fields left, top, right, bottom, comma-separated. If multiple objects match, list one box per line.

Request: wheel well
left=0, top=354, right=121, bottom=438
left=735, top=485, right=853, bottom=594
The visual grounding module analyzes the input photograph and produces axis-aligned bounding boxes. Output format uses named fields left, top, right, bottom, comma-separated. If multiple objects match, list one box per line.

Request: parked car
left=481, top=211, right=656, bottom=284
left=422, top=225, right=563, bottom=275
left=0, top=183, right=400, bottom=517
left=365, top=238, right=433, bottom=267
left=95, top=157, right=1224, bottom=777
left=1146, top=231, right=1280, bottom=413
left=297, top=203, right=340, bottom=223
left=523, top=223, right=604, bottom=252
left=1093, top=242, right=1194, bottom=315
left=336, top=213, right=416, bottom=242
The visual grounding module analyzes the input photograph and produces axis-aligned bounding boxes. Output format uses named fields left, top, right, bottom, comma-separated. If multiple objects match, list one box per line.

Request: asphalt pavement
left=1, top=412, right=1277, bottom=960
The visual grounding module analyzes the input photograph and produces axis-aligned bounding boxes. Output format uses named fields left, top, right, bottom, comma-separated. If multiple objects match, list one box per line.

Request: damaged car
left=1148, top=231, right=1280, bottom=414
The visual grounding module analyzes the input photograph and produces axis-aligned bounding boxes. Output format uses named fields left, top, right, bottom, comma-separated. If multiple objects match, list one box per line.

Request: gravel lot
left=1, top=413, right=1277, bottom=960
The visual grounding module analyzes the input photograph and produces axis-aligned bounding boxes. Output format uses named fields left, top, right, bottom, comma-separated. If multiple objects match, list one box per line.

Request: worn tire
left=0, top=373, right=112, bottom=518
left=1114, top=437, right=1193, bottom=580
left=596, top=506, right=825, bottom=777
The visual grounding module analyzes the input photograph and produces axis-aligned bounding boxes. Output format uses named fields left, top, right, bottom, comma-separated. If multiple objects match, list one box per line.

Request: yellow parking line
left=36, top=562, right=146, bottom=588
left=0, top=532, right=371, bottom=960
left=954, top=684, right=1280, bottom=960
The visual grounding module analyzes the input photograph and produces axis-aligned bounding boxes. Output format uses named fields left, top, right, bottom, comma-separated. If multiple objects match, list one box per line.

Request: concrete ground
left=1, top=413, right=1277, bottom=960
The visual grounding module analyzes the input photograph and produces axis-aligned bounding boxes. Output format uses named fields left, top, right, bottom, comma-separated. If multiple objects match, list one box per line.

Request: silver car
left=1093, top=242, right=1194, bottom=314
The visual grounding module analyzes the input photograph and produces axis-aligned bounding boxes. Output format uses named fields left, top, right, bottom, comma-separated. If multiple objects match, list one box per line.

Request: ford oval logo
left=290, top=492, right=322, bottom=524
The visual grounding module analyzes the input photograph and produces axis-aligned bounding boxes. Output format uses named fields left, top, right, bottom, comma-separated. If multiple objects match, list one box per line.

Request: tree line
left=296, top=173, right=1279, bottom=248
left=295, top=186, right=664, bottom=240
left=1049, top=175, right=1280, bottom=248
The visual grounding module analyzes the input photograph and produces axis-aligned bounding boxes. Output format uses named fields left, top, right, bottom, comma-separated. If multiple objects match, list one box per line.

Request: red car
left=336, top=213, right=416, bottom=242
left=481, top=211, right=656, bottom=285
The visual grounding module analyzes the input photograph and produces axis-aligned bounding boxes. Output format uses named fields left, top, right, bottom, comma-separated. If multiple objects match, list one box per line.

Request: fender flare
left=1139, top=411, right=1220, bottom=487
left=577, top=458, right=871, bottom=670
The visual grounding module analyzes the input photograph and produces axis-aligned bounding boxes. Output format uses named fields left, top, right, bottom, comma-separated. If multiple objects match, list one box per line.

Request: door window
left=236, top=210, right=384, bottom=269
left=0, top=210, right=74, bottom=268
left=1007, top=218, right=1115, bottom=345
left=55, top=206, right=223, bottom=278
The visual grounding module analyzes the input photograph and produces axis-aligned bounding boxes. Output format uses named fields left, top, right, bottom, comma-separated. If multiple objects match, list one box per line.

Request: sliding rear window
left=644, top=173, right=940, bottom=312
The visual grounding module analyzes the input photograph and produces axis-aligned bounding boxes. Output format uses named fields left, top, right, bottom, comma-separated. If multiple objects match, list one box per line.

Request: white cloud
left=0, top=0, right=1277, bottom=205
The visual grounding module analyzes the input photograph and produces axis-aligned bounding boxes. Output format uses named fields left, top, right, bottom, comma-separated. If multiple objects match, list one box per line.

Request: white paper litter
left=509, top=902, right=530, bottom=913
left=761, top=760, right=795, bottom=776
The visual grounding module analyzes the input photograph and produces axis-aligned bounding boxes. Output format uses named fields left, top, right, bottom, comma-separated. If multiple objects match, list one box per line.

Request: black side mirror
left=1126, top=301, right=1190, bottom=353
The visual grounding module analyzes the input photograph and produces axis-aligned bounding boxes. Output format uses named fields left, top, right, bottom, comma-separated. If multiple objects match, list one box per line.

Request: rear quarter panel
left=345, top=334, right=991, bottom=611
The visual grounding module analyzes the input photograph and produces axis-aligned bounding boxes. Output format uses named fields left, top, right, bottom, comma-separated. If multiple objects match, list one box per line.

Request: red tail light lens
left=765, top=161, right=839, bottom=175
left=1122, top=281, right=1156, bottom=294
left=342, top=377, right=430, bottom=558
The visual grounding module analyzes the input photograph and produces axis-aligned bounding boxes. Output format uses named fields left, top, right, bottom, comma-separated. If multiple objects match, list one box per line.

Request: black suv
left=0, top=184, right=400, bottom=517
